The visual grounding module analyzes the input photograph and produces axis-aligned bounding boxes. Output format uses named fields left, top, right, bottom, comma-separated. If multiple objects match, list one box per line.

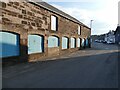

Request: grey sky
left=45, top=0, right=119, bottom=35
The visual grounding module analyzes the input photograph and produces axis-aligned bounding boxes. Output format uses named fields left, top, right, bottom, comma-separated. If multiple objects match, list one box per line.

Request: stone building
left=115, top=26, right=120, bottom=44
left=105, top=30, right=115, bottom=44
left=0, top=0, right=91, bottom=64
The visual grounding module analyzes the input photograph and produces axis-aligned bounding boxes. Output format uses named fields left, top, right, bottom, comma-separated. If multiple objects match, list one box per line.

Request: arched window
left=86, top=38, right=89, bottom=46
left=48, top=36, right=59, bottom=47
left=0, top=32, right=20, bottom=57
left=71, top=37, right=76, bottom=48
left=62, top=37, right=69, bottom=49
left=28, top=35, right=44, bottom=54
left=81, top=38, right=85, bottom=47
left=77, top=38, right=81, bottom=47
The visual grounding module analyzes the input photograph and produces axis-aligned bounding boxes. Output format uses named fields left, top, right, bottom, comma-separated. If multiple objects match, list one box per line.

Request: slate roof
left=29, top=1, right=90, bottom=29
left=114, top=26, right=120, bottom=35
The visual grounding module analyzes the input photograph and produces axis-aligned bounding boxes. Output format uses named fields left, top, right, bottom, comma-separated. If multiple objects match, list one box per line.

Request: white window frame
left=78, top=25, right=81, bottom=35
left=51, top=15, right=57, bottom=31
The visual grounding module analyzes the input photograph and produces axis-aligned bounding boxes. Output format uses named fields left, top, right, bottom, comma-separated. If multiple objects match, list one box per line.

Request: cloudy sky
left=43, top=0, right=119, bottom=35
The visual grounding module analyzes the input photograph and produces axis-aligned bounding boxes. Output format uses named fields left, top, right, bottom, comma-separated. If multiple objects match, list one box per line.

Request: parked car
left=102, top=40, right=107, bottom=43
left=95, top=39, right=105, bottom=43
left=107, top=41, right=115, bottom=44
left=95, top=39, right=99, bottom=42
left=99, top=40, right=103, bottom=43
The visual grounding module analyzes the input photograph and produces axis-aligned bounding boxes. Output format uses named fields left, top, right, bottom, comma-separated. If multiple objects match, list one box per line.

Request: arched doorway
left=71, top=37, right=76, bottom=48
left=48, top=35, right=59, bottom=56
left=62, top=36, right=69, bottom=49
left=28, top=35, right=44, bottom=54
left=77, top=38, right=81, bottom=48
left=86, top=38, right=89, bottom=47
left=48, top=36, right=59, bottom=48
left=0, top=31, right=20, bottom=57
left=81, top=38, right=85, bottom=47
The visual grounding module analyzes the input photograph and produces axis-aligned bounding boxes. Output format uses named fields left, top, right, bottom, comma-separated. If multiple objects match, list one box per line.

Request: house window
left=62, top=37, right=69, bottom=49
left=81, top=38, right=85, bottom=47
left=48, top=36, right=59, bottom=47
left=77, top=38, right=80, bottom=47
left=78, top=25, right=81, bottom=35
left=0, top=32, right=20, bottom=58
left=51, top=15, right=58, bottom=31
left=28, top=35, right=44, bottom=54
left=86, top=38, right=89, bottom=47
left=71, top=37, right=76, bottom=48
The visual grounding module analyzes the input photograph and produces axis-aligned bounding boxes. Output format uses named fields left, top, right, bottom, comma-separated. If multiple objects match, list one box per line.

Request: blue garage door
left=62, top=37, right=69, bottom=49
left=77, top=38, right=80, bottom=47
left=0, top=32, right=20, bottom=58
left=86, top=39, right=89, bottom=46
left=81, top=38, right=85, bottom=47
left=28, top=35, right=44, bottom=54
left=48, top=36, right=59, bottom=48
left=71, top=37, right=76, bottom=48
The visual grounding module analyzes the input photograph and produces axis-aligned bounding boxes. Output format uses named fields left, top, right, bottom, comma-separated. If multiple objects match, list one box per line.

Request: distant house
left=104, top=30, right=115, bottom=44
left=114, top=26, right=120, bottom=44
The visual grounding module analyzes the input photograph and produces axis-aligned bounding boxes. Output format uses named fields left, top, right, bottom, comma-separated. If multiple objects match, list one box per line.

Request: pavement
left=2, top=42, right=119, bottom=88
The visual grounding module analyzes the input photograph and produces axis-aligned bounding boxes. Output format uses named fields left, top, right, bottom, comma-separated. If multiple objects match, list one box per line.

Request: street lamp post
left=89, top=20, right=93, bottom=48
left=90, top=20, right=93, bottom=30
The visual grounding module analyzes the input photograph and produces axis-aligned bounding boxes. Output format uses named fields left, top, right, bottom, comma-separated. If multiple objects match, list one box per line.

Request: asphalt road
left=2, top=42, right=119, bottom=88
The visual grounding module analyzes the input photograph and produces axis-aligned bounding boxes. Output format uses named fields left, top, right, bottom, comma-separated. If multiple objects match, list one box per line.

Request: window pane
left=28, top=35, right=44, bottom=54
left=78, top=25, right=80, bottom=35
left=51, top=16, right=57, bottom=31
left=71, top=38, right=75, bottom=48
left=62, top=37, right=68, bottom=49
left=0, top=32, right=20, bottom=57
left=86, top=39, right=89, bottom=46
left=77, top=38, right=80, bottom=47
left=82, top=39, right=85, bottom=47
left=48, top=36, right=59, bottom=47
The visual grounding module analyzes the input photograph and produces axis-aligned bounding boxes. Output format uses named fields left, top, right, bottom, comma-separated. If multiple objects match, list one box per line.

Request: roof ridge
left=28, top=0, right=90, bottom=29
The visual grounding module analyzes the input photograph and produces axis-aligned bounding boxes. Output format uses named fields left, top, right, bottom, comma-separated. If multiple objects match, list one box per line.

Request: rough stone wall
left=1, top=1, right=50, bottom=30
left=1, top=0, right=91, bottom=63
left=81, top=26, right=91, bottom=39
left=58, top=17, right=78, bottom=35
